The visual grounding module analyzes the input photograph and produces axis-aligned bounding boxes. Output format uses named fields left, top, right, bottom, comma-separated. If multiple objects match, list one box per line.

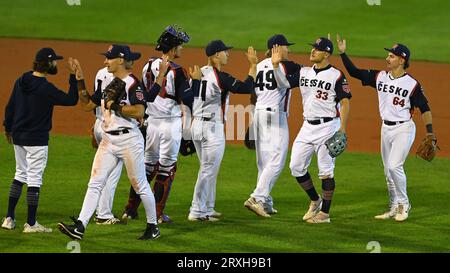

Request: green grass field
left=1, top=0, right=450, bottom=62
left=1, top=135, right=449, bottom=253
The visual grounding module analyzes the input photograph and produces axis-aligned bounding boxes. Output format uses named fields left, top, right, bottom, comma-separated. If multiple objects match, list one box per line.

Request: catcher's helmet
left=156, top=25, right=190, bottom=52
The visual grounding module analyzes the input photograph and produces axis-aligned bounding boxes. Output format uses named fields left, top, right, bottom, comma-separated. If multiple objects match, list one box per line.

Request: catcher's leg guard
left=124, top=163, right=158, bottom=214
left=153, top=162, right=176, bottom=218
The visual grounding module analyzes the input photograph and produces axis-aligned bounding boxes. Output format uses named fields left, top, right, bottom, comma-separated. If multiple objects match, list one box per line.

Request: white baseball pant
left=13, top=145, right=48, bottom=187
left=189, top=118, right=225, bottom=218
left=78, top=128, right=156, bottom=227
left=381, top=120, right=415, bottom=208
left=251, top=110, right=289, bottom=208
left=290, top=119, right=340, bottom=179
left=93, top=118, right=124, bottom=220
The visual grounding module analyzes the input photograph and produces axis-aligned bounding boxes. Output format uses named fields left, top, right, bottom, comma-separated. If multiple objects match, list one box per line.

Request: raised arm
left=271, top=45, right=299, bottom=89
left=336, top=34, right=378, bottom=88
left=71, top=58, right=98, bottom=111
left=145, top=56, right=173, bottom=103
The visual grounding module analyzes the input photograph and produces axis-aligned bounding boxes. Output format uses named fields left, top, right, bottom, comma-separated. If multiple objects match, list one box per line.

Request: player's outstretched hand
left=189, top=65, right=202, bottom=80
left=336, top=34, right=346, bottom=54
left=68, top=57, right=76, bottom=75
left=246, top=46, right=258, bottom=65
left=271, top=45, right=283, bottom=67
left=72, top=58, right=84, bottom=80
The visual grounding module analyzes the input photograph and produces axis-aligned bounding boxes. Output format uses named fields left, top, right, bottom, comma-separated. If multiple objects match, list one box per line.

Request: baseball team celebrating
left=2, top=25, right=438, bottom=241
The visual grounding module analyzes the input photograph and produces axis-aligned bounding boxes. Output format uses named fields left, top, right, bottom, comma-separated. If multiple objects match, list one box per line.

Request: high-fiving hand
left=336, top=34, right=346, bottom=54
left=246, top=46, right=258, bottom=65
left=271, top=45, right=283, bottom=67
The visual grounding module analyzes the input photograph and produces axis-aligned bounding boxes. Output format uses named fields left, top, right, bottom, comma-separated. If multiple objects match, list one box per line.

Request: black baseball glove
left=179, top=137, right=196, bottom=156
left=104, top=77, right=126, bottom=112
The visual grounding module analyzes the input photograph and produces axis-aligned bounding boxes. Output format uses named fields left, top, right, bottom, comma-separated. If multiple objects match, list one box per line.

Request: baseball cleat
left=157, top=214, right=173, bottom=224
left=1, top=217, right=16, bottom=230
left=121, top=209, right=138, bottom=220
left=263, top=204, right=278, bottom=215
left=306, top=211, right=331, bottom=224
left=374, top=206, right=398, bottom=220
left=244, top=197, right=271, bottom=218
left=58, top=217, right=85, bottom=240
left=394, top=204, right=411, bottom=222
left=187, top=215, right=220, bottom=222
left=23, top=221, right=52, bottom=233
left=302, top=197, right=322, bottom=220
left=95, top=217, right=126, bottom=225
left=209, top=211, right=222, bottom=218
left=138, top=223, right=160, bottom=240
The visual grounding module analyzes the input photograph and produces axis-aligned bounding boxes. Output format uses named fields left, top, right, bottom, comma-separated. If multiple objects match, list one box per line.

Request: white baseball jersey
left=193, top=66, right=255, bottom=123
left=142, top=58, right=191, bottom=118
left=375, top=72, right=423, bottom=121
left=193, top=66, right=228, bottom=122
left=254, top=58, right=301, bottom=114
left=93, top=67, right=114, bottom=121
left=274, top=64, right=351, bottom=119
left=339, top=53, right=429, bottom=121
left=91, top=74, right=146, bottom=132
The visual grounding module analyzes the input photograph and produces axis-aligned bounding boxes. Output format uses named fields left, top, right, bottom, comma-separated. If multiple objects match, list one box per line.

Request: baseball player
left=2, top=48, right=79, bottom=232
left=58, top=44, right=161, bottom=240
left=91, top=60, right=137, bottom=225
left=245, top=34, right=302, bottom=217
left=188, top=40, right=258, bottom=221
left=336, top=34, right=435, bottom=221
left=122, top=25, right=199, bottom=224
left=271, top=37, right=352, bottom=224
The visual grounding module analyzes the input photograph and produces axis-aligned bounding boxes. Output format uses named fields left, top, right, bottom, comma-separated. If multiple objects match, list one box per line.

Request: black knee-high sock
left=321, top=178, right=336, bottom=214
left=6, top=179, right=25, bottom=219
left=296, top=172, right=319, bottom=201
left=26, top=187, right=40, bottom=226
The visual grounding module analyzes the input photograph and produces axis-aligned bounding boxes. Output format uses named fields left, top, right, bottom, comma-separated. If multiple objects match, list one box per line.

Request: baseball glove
left=179, top=137, right=196, bottom=156
left=325, top=131, right=347, bottom=158
left=416, top=134, right=439, bottom=162
left=104, top=77, right=126, bottom=109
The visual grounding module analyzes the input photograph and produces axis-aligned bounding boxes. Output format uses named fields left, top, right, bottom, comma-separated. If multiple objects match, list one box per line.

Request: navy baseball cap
left=267, top=34, right=295, bottom=49
left=384, top=43, right=410, bottom=66
left=309, top=37, right=333, bottom=54
left=205, top=40, right=233, bottom=57
left=102, top=44, right=141, bottom=61
left=35, top=48, right=63, bottom=62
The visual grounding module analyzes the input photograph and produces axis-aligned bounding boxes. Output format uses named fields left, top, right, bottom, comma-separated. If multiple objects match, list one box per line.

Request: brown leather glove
left=416, top=134, right=439, bottom=162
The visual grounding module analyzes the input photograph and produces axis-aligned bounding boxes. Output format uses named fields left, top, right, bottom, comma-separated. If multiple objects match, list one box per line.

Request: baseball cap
left=101, top=44, right=141, bottom=61
left=384, top=43, right=410, bottom=67
left=205, top=40, right=233, bottom=57
left=35, top=48, right=64, bottom=62
left=267, top=34, right=295, bottom=49
left=309, top=37, right=333, bottom=54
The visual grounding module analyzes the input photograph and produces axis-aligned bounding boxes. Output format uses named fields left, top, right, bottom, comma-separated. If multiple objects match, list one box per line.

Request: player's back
left=192, top=66, right=225, bottom=123
left=142, top=58, right=182, bottom=118
left=255, top=58, right=299, bottom=114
